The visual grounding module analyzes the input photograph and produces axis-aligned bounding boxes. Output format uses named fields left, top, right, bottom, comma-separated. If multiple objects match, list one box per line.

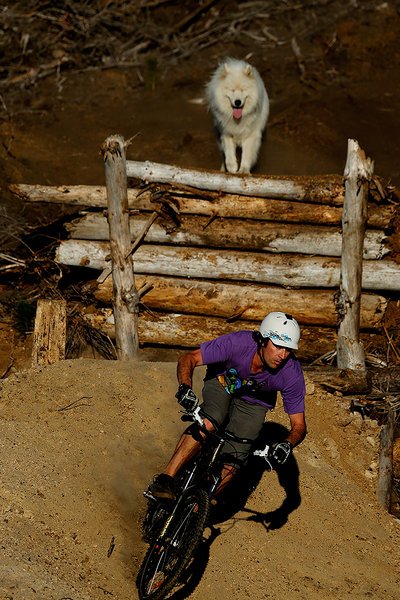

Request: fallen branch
left=126, top=210, right=158, bottom=258
left=383, top=324, right=400, bottom=361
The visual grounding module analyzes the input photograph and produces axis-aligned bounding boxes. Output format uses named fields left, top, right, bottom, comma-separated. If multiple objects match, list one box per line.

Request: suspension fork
left=206, top=436, right=225, bottom=498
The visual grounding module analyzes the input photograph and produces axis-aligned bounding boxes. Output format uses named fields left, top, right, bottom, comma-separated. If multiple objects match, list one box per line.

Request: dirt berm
left=0, top=358, right=398, bottom=599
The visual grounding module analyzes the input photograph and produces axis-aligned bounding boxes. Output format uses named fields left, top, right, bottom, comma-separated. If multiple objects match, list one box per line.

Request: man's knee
left=184, top=417, right=215, bottom=443
left=184, top=422, right=204, bottom=442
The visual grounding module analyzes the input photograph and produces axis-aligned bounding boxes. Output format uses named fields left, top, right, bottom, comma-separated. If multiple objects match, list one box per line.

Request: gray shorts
left=199, top=377, right=268, bottom=467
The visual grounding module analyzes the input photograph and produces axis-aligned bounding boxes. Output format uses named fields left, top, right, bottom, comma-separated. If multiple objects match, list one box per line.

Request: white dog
left=206, top=58, right=269, bottom=174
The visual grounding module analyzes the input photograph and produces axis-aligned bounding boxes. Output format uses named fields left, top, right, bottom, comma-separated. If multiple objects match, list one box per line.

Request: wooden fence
left=10, top=138, right=399, bottom=366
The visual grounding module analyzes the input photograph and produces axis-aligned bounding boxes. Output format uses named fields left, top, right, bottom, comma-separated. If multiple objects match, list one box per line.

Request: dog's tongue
left=233, top=107, right=242, bottom=119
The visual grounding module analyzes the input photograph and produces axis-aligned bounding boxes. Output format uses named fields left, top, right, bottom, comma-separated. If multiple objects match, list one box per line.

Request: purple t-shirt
left=200, top=330, right=305, bottom=414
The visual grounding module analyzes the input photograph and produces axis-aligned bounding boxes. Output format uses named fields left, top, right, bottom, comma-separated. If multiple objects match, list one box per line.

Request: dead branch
left=126, top=211, right=158, bottom=258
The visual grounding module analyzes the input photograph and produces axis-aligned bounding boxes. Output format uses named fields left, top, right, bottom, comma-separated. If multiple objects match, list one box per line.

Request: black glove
left=176, top=383, right=199, bottom=412
left=271, top=441, right=292, bottom=465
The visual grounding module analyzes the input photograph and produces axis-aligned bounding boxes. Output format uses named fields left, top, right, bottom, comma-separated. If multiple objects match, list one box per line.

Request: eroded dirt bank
left=0, top=359, right=398, bottom=599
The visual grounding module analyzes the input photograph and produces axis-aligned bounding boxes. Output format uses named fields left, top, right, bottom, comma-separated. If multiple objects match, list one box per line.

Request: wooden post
left=32, top=299, right=66, bottom=365
left=336, top=139, right=374, bottom=370
left=101, top=135, right=139, bottom=360
left=377, top=408, right=396, bottom=512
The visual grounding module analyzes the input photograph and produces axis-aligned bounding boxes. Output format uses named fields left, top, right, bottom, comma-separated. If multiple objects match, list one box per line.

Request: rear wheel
left=137, top=488, right=209, bottom=600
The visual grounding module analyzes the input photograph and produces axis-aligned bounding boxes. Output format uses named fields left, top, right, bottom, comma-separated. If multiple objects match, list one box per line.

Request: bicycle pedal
left=143, top=490, right=157, bottom=501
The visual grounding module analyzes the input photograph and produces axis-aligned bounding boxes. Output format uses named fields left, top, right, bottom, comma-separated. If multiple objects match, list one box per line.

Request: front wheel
left=137, top=488, right=209, bottom=600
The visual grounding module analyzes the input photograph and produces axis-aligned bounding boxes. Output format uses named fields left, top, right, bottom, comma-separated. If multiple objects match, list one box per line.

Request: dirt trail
left=0, top=359, right=398, bottom=600
left=1, top=4, right=400, bottom=598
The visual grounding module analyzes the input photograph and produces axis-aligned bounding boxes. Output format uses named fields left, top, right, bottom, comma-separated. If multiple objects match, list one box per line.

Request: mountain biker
left=148, top=311, right=307, bottom=501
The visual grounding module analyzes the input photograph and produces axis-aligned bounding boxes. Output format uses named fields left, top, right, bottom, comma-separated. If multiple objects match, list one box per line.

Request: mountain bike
left=136, top=406, right=273, bottom=600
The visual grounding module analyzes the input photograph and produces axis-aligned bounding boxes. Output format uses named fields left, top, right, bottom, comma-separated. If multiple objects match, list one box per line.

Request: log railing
left=9, top=182, right=393, bottom=228
left=11, top=138, right=399, bottom=365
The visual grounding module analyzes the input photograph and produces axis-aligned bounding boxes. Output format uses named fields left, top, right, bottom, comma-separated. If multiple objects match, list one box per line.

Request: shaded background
left=0, top=0, right=400, bottom=370
left=1, top=0, right=400, bottom=194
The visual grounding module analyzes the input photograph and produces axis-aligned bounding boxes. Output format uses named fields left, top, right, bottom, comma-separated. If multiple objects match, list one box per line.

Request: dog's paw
left=226, top=160, right=238, bottom=173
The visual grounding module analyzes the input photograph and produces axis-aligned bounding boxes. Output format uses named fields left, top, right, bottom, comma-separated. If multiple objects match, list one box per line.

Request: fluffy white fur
left=206, top=58, right=269, bottom=174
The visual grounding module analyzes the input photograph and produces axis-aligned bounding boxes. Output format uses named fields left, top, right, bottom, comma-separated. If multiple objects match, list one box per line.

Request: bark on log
left=126, top=160, right=345, bottom=203
left=94, top=275, right=387, bottom=329
left=303, top=366, right=400, bottom=394
left=32, top=299, right=66, bottom=365
left=84, top=310, right=339, bottom=361
left=306, top=366, right=400, bottom=394
left=66, top=212, right=388, bottom=259
left=83, top=310, right=383, bottom=363
left=302, top=365, right=370, bottom=393
left=101, top=135, right=139, bottom=360
left=9, top=183, right=392, bottom=227
left=55, top=239, right=400, bottom=292
left=337, top=140, right=374, bottom=370
left=377, top=408, right=395, bottom=512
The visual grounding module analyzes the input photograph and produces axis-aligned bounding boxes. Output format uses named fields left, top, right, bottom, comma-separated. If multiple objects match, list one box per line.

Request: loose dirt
left=0, top=359, right=399, bottom=599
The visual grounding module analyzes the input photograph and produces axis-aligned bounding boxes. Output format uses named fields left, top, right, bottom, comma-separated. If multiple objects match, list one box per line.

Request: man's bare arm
left=177, top=348, right=203, bottom=387
left=286, top=412, right=307, bottom=447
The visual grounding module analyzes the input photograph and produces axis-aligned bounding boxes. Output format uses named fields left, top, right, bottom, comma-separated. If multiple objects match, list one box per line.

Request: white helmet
left=258, top=312, right=301, bottom=350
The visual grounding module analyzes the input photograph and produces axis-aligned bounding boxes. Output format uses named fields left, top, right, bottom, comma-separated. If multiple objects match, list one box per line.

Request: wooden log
left=55, top=239, right=400, bottom=292
left=337, top=140, right=374, bottom=370
left=303, top=366, right=400, bottom=394
left=377, top=408, right=395, bottom=512
left=83, top=309, right=339, bottom=361
left=302, top=365, right=370, bottom=393
left=66, top=212, right=388, bottom=260
left=94, top=275, right=387, bottom=329
left=101, top=135, right=139, bottom=360
left=83, top=310, right=384, bottom=363
left=32, top=299, right=66, bottom=365
left=126, top=160, right=345, bottom=203
left=9, top=183, right=392, bottom=228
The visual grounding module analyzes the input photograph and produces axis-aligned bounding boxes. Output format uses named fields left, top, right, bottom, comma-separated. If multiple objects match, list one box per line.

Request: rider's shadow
left=210, top=421, right=301, bottom=530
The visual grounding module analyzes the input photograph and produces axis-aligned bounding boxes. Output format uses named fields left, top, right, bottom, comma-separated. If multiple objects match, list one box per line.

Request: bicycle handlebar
left=253, top=445, right=274, bottom=470
left=181, top=406, right=274, bottom=469
left=179, top=406, right=204, bottom=426
left=253, top=445, right=270, bottom=459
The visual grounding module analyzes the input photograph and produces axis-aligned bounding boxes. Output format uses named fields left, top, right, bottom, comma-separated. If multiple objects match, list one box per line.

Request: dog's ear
left=220, top=62, right=230, bottom=78
left=244, top=64, right=253, bottom=78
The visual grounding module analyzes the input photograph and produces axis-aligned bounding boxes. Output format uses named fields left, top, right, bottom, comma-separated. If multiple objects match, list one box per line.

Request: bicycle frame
left=142, top=406, right=273, bottom=543
left=142, top=408, right=230, bottom=542
left=174, top=407, right=232, bottom=498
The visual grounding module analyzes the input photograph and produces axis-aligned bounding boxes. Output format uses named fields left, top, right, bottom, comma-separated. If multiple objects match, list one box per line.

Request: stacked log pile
left=10, top=163, right=399, bottom=362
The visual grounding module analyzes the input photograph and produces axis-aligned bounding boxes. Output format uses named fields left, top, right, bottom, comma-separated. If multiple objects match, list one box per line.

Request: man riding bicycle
left=148, top=311, right=307, bottom=501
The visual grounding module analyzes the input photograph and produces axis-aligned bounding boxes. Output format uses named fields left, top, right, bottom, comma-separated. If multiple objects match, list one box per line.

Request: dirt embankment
left=0, top=358, right=398, bottom=600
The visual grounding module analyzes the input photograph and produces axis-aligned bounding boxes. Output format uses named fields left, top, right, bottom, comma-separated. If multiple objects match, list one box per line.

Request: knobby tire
left=137, top=488, right=210, bottom=600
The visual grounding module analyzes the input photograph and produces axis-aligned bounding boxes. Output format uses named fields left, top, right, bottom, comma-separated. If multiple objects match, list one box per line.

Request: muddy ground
left=0, top=2, right=400, bottom=599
